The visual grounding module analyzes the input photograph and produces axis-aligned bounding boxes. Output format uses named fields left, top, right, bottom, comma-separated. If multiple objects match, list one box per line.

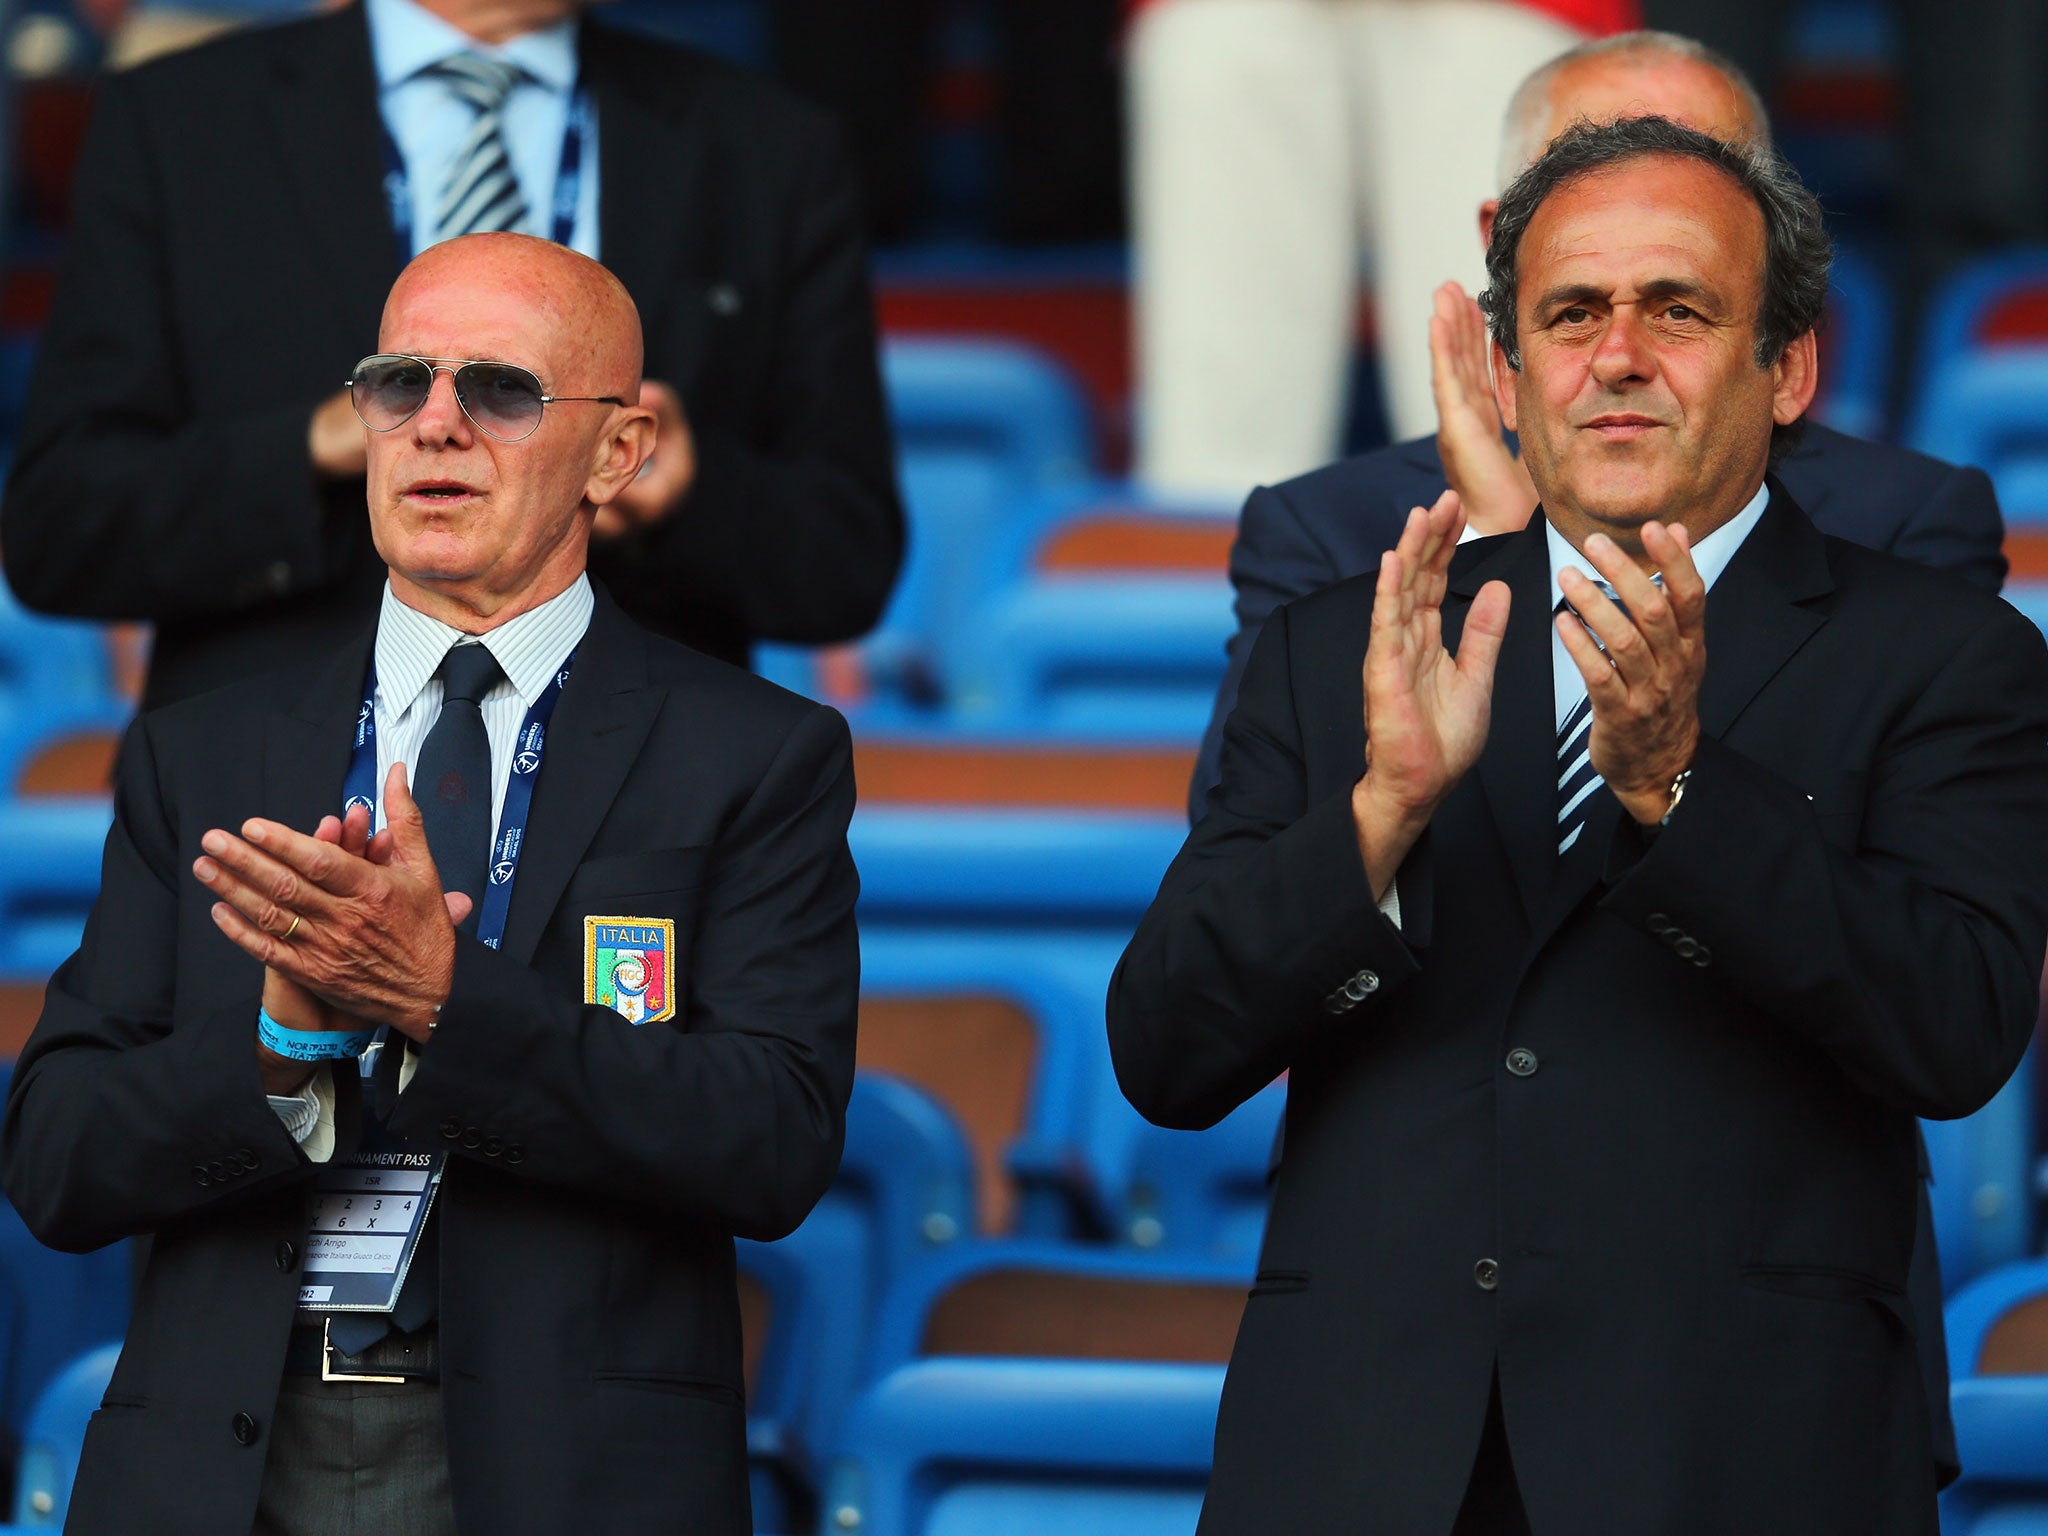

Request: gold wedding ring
left=281, top=914, right=301, bottom=941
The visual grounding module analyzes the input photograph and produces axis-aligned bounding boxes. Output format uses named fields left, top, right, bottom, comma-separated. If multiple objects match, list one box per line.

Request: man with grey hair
left=1192, top=29, right=2005, bottom=816
left=1116, top=115, right=2048, bottom=1534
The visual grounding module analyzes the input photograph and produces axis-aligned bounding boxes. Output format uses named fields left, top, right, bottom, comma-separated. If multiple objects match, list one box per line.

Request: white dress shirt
left=269, top=577, right=595, bottom=1156
left=364, top=0, right=601, bottom=258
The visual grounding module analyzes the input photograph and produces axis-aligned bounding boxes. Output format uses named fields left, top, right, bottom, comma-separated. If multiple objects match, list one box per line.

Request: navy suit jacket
left=1193, top=424, right=2006, bottom=820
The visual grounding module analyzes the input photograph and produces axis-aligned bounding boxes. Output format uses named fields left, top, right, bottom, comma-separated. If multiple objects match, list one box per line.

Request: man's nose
left=411, top=368, right=473, bottom=447
left=1588, top=309, right=1655, bottom=389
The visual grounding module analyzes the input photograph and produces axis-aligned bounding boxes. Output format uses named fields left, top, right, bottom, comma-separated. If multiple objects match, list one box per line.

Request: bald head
left=365, top=233, right=657, bottom=631
left=1499, top=32, right=1768, bottom=187
left=383, top=232, right=643, bottom=397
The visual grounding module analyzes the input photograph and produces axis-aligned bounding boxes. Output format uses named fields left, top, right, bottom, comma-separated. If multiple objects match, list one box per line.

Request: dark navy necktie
left=414, top=642, right=504, bottom=930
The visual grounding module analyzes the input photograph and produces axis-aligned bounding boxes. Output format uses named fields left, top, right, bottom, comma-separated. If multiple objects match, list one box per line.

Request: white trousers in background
left=1130, top=0, right=1584, bottom=502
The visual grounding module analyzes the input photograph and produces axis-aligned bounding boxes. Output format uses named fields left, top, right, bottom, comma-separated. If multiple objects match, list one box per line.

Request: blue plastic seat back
left=736, top=1075, right=978, bottom=1462
left=1908, top=350, right=2048, bottom=528
left=1815, top=242, right=1892, bottom=441
left=823, top=1358, right=1225, bottom=1536
left=1923, top=1048, right=2034, bottom=1296
left=0, top=798, right=116, bottom=980
left=864, top=1239, right=1251, bottom=1386
left=1938, top=1258, right=2048, bottom=1533
left=12, top=1340, right=120, bottom=1528
left=1911, top=245, right=2048, bottom=388
left=1119, top=1086, right=1283, bottom=1261
left=0, top=589, right=127, bottom=797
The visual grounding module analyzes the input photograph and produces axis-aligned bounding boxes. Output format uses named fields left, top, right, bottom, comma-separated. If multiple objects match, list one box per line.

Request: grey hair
left=1497, top=30, right=1773, bottom=188
left=1478, top=116, right=1830, bottom=463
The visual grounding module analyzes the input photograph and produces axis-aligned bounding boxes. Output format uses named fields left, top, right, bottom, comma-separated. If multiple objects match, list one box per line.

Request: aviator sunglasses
left=348, top=354, right=631, bottom=443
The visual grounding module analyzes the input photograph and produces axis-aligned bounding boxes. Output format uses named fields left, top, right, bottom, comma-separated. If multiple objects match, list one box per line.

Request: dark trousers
left=1451, top=1374, right=1532, bottom=1536
left=250, top=1378, right=457, bottom=1536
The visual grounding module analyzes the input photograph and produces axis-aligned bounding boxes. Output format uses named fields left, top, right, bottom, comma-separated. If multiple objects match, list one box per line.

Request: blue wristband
left=257, top=1008, right=377, bottom=1063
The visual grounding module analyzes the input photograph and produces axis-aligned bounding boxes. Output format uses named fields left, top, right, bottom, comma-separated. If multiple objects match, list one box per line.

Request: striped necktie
left=428, top=54, right=531, bottom=240
left=1555, top=575, right=1662, bottom=856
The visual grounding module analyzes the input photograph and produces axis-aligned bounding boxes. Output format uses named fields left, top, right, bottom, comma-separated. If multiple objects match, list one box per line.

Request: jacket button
left=1673, top=936, right=1701, bottom=961
left=1474, top=1258, right=1500, bottom=1292
left=275, top=1240, right=297, bottom=1272
left=1691, top=948, right=1712, bottom=969
left=482, top=1137, right=503, bottom=1158
left=1647, top=913, right=1673, bottom=936
left=1505, top=1048, right=1538, bottom=1078
left=236, top=1148, right=259, bottom=1171
left=460, top=1129, right=482, bottom=1150
left=1344, top=970, right=1380, bottom=999
left=504, top=1144, right=526, bottom=1165
left=208, top=1159, right=228, bottom=1182
left=439, top=1118, right=462, bottom=1141
left=193, top=1167, right=213, bottom=1188
left=231, top=1412, right=260, bottom=1446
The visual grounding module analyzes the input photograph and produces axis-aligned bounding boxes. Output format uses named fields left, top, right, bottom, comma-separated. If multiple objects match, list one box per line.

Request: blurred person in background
left=1114, top=116, right=2048, bottom=1535
left=1127, top=0, right=1636, bottom=503
left=1, top=0, right=905, bottom=709
left=771, top=0, right=1125, bottom=245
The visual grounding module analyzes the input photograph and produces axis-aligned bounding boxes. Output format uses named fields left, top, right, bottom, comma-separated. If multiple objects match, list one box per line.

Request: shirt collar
left=365, top=0, right=579, bottom=94
left=1543, top=479, right=1771, bottom=609
left=374, top=573, right=594, bottom=717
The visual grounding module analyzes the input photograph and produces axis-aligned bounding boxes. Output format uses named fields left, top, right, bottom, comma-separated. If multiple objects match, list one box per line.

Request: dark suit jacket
left=0, top=586, right=859, bottom=1536
left=1112, top=490, right=2048, bottom=1535
left=1, top=7, right=904, bottom=709
left=1192, top=424, right=2007, bottom=818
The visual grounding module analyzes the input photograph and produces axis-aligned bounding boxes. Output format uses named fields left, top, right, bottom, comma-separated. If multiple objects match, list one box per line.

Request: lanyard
left=380, top=82, right=591, bottom=263
left=343, top=649, right=576, bottom=953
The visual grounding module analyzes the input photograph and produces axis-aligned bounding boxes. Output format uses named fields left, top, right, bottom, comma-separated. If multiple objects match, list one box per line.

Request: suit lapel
left=585, top=21, right=704, bottom=358
left=257, top=7, right=402, bottom=327
left=1695, top=480, right=1835, bottom=741
left=498, top=588, right=664, bottom=965
left=1453, top=520, right=1556, bottom=926
left=263, top=628, right=376, bottom=839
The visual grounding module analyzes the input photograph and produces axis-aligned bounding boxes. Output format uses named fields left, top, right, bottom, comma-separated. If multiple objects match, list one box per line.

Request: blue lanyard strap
left=380, top=82, right=590, bottom=262
left=343, top=651, right=575, bottom=953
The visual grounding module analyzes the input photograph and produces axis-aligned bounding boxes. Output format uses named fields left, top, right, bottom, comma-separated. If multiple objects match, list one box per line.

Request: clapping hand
left=1351, top=489, right=1511, bottom=897
left=1554, top=522, right=1706, bottom=825
left=195, top=765, right=476, bottom=1051
left=1430, top=281, right=1538, bottom=537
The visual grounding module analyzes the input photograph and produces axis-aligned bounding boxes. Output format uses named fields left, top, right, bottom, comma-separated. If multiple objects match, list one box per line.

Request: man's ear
left=1477, top=199, right=1499, bottom=249
left=1770, top=329, right=1820, bottom=427
left=583, top=405, right=658, bottom=508
left=1491, top=337, right=1519, bottom=433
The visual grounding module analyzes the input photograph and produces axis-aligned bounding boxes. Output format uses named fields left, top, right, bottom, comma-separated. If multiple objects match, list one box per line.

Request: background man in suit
left=0, top=233, right=859, bottom=1535
left=1191, top=29, right=2006, bottom=818
left=1, top=0, right=905, bottom=710
left=1111, top=118, right=2048, bottom=1533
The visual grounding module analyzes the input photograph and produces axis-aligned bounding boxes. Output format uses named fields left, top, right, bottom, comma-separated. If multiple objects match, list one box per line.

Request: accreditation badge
left=585, top=916, right=676, bottom=1024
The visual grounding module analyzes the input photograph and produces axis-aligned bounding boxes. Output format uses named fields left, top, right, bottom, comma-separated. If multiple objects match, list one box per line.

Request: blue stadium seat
left=1815, top=242, right=1892, bottom=441
left=0, top=1069, right=132, bottom=1447
left=757, top=339, right=1095, bottom=714
left=850, top=808, right=1183, bottom=926
left=822, top=1358, right=1223, bottom=1536
left=0, top=590, right=128, bottom=798
left=1908, top=350, right=2048, bottom=526
left=1923, top=1048, right=2035, bottom=1296
left=1910, top=245, right=2048, bottom=390
left=11, top=1340, right=117, bottom=1529
left=863, top=1240, right=1249, bottom=1386
left=1117, top=1085, right=1283, bottom=1261
left=859, top=927, right=1132, bottom=1236
left=0, top=798, right=113, bottom=979
left=1942, top=1258, right=2048, bottom=1534
left=948, top=574, right=1233, bottom=741
left=738, top=1074, right=978, bottom=1480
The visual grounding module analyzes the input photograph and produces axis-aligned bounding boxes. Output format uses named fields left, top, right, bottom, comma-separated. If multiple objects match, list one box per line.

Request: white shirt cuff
left=267, top=1066, right=336, bottom=1163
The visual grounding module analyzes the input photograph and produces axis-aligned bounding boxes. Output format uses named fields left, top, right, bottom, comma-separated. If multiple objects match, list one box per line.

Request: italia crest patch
left=584, top=916, right=676, bottom=1024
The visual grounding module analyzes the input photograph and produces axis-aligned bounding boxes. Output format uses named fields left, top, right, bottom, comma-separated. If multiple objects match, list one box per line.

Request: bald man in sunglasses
left=0, top=232, right=860, bottom=1536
